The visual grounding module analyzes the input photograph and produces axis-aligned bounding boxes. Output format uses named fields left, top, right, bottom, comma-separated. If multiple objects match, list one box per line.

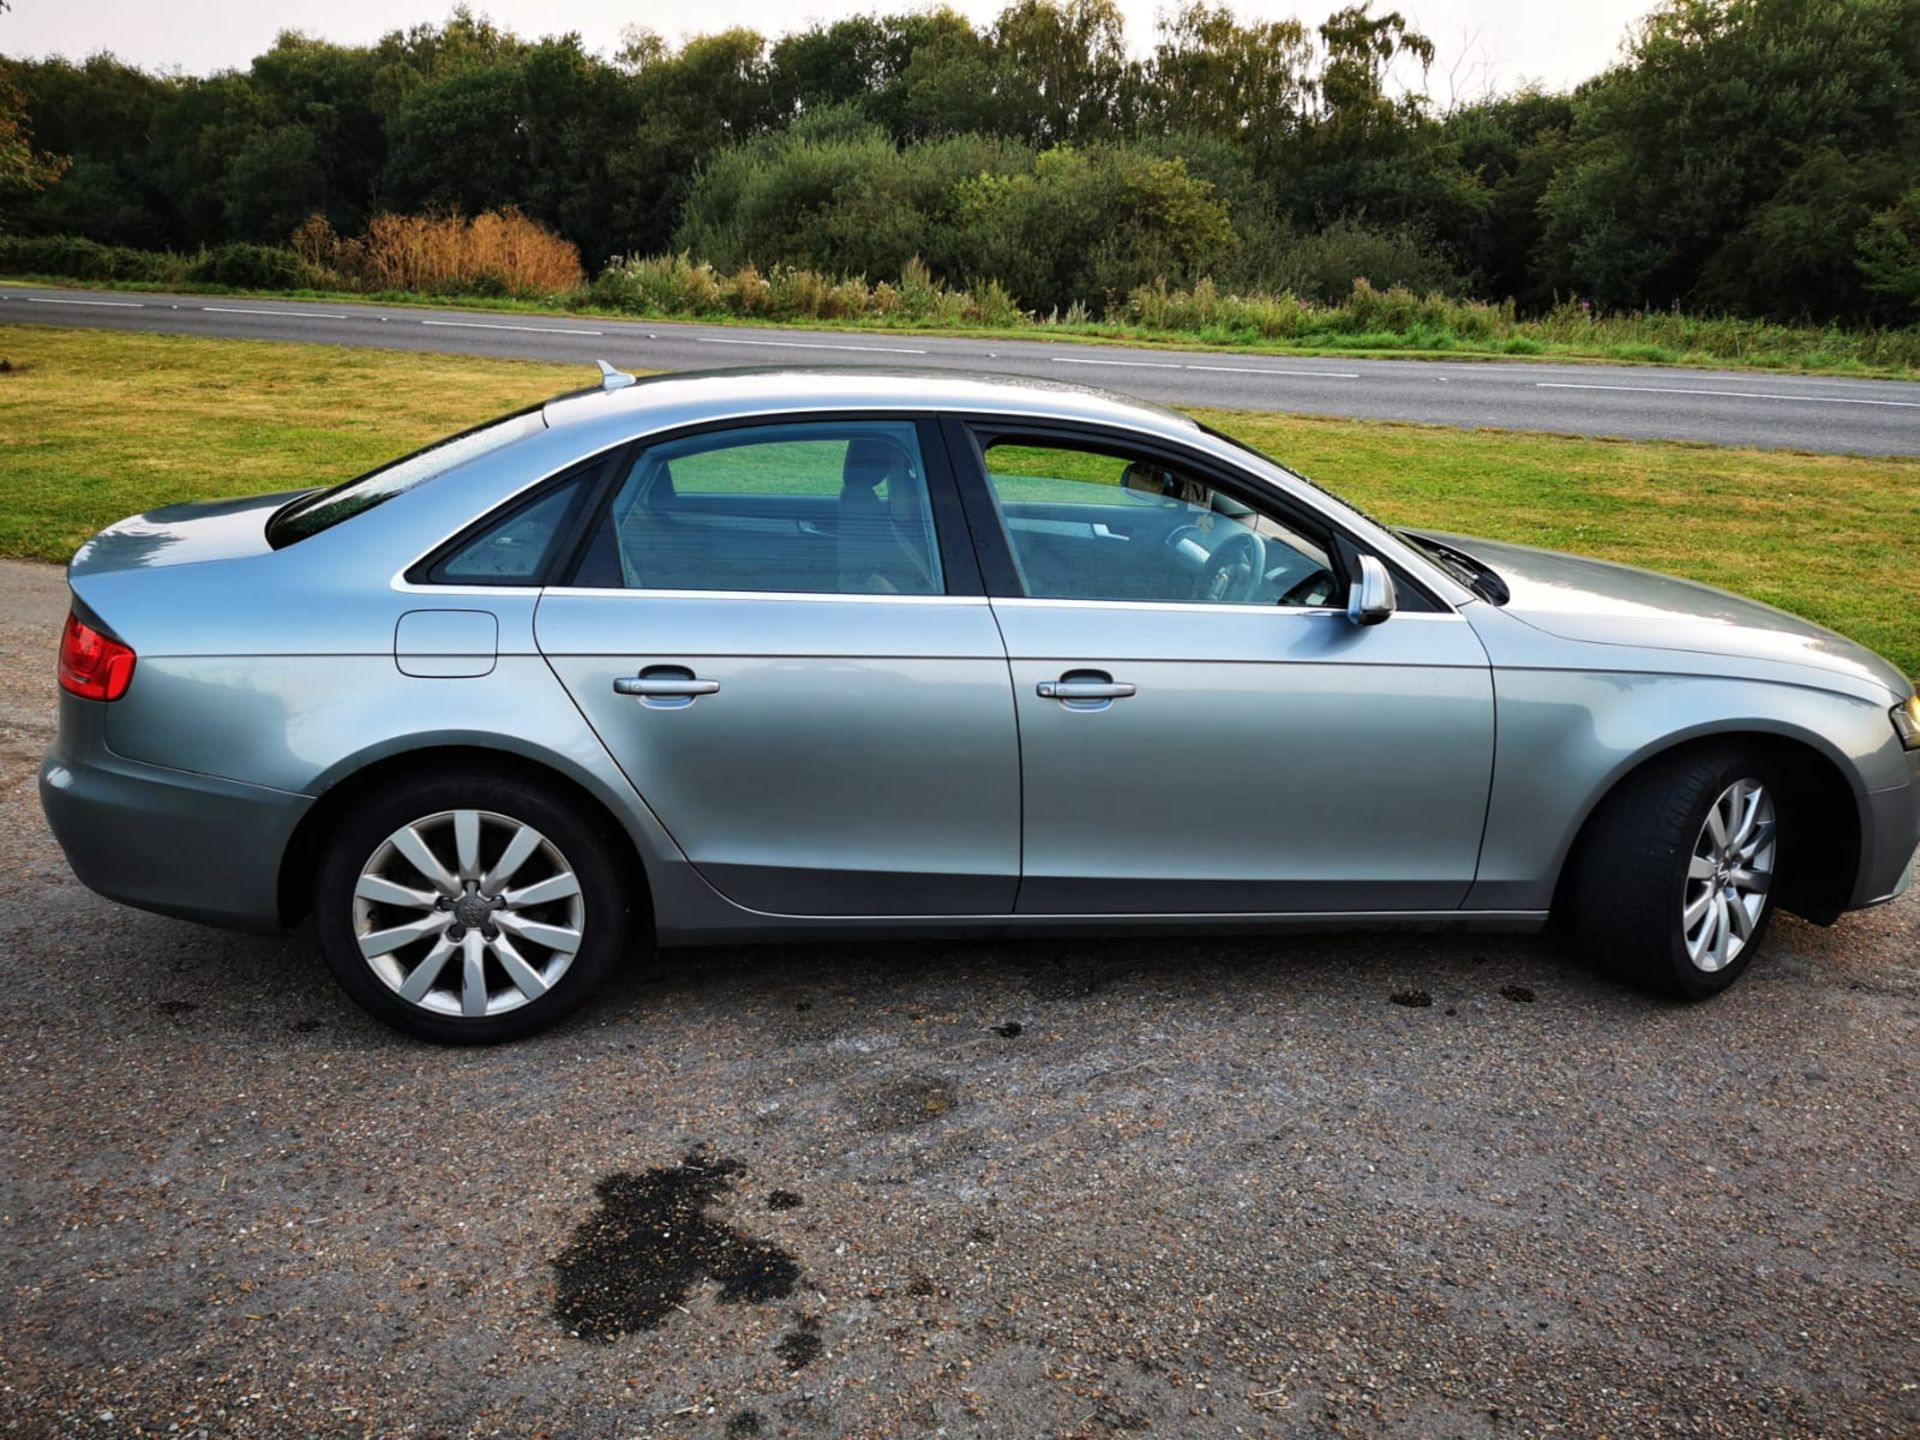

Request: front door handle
left=1037, top=676, right=1137, bottom=702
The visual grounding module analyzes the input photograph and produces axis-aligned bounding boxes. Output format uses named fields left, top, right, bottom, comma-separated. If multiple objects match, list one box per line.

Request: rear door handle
left=1037, top=679, right=1136, bottom=701
left=614, top=677, right=721, bottom=697
left=613, top=667, right=721, bottom=707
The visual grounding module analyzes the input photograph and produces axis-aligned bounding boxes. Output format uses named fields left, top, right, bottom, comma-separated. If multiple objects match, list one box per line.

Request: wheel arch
left=277, top=740, right=656, bottom=934
left=1549, top=725, right=1865, bottom=926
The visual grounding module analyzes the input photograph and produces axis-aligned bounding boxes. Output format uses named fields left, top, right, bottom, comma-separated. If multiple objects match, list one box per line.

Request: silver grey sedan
left=40, top=367, right=1920, bottom=1042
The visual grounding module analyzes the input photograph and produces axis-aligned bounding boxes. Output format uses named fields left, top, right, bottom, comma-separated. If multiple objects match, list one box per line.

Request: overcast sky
left=2, top=1, right=1657, bottom=101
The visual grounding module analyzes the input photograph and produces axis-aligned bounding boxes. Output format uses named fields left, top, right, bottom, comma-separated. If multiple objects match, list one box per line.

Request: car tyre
left=1563, top=744, right=1783, bottom=999
left=314, top=770, right=630, bottom=1043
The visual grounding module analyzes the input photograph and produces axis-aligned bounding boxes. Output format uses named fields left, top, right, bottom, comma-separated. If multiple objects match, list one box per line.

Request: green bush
left=187, top=243, right=311, bottom=291
left=0, top=234, right=178, bottom=282
left=1252, top=220, right=1464, bottom=306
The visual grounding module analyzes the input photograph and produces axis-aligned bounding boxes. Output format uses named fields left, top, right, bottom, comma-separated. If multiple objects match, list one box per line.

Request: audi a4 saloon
left=40, top=366, right=1920, bottom=1042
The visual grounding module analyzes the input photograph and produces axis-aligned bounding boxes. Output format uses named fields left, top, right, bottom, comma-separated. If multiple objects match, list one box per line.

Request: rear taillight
left=58, top=612, right=136, bottom=701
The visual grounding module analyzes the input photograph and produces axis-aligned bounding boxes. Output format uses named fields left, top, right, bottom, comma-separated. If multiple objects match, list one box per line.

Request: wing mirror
left=1120, top=461, right=1180, bottom=502
left=1347, top=554, right=1397, bottom=626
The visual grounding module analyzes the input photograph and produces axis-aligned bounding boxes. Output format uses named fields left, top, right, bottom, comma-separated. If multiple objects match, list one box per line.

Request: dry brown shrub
left=295, top=209, right=583, bottom=295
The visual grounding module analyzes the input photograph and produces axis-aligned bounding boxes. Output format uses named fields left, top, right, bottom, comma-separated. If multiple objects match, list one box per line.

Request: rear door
left=947, top=418, right=1496, bottom=915
left=536, top=415, right=1020, bottom=916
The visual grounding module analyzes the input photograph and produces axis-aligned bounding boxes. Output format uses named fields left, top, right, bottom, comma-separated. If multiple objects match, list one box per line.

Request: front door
left=536, top=416, right=1020, bottom=916
left=952, top=424, right=1496, bottom=914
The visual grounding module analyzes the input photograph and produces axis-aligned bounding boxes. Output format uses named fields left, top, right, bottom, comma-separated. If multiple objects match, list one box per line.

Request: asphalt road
left=1, top=554, right=1916, bottom=1438
left=7, top=284, right=1920, bottom=456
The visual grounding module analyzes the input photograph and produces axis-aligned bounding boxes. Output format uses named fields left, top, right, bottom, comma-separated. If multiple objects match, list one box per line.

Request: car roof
left=540, top=365, right=1204, bottom=449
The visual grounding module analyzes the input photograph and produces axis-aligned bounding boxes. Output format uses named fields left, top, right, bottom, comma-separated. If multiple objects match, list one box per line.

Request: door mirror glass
left=1120, top=461, right=1180, bottom=503
left=1347, top=553, right=1398, bottom=626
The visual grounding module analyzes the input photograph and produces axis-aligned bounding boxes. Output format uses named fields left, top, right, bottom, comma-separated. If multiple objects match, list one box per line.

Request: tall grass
left=587, top=254, right=1026, bottom=327
left=292, top=210, right=583, bottom=296
left=585, top=256, right=1920, bottom=372
left=6, top=233, right=1918, bottom=375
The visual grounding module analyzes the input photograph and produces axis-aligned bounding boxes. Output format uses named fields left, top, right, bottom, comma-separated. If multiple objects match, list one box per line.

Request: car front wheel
left=313, top=771, right=629, bottom=1043
left=1563, top=745, right=1782, bottom=999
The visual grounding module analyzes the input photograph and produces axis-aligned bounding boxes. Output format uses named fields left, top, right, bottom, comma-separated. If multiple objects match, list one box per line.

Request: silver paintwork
left=35, top=368, right=1920, bottom=969
left=1683, top=780, right=1777, bottom=972
left=354, top=808, right=584, bottom=1017
left=1347, top=554, right=1397, bottom=626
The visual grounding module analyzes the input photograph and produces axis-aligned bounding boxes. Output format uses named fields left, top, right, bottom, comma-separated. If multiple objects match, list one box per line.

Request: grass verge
left=7, top=273, right=1920, bottom=381
left=2, top=323, right=1914, bottom=677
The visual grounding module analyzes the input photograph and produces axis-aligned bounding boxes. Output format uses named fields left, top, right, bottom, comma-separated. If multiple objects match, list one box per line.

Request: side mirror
left=1120, top=461, right=1179, bottom=502
left=1347, top=554, right=1397, bottom=626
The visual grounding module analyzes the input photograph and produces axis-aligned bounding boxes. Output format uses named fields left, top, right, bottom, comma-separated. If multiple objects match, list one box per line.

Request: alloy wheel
left=1681, top=778, right=1777, bottom=973
left=352, top=809, right=585, bottom=1018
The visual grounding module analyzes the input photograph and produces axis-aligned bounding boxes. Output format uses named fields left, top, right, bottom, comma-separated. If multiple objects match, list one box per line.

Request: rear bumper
left=1852, top=751, right=1920, bottom=909
left=39, top=693, right=308, bottom=931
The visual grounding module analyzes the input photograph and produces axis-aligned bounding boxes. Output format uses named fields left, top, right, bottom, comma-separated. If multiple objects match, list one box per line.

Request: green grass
left=8, top=271, right=1920, bottom=380
left=2, top=323, right=1914, bottom=677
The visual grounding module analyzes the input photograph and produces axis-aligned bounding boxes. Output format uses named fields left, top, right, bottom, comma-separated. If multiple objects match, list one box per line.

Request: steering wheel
left=1194, top=529, right=1268, bottom=603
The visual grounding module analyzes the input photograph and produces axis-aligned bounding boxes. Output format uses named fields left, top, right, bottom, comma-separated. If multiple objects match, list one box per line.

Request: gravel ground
left=1, top=557, right=1915, bottom=1439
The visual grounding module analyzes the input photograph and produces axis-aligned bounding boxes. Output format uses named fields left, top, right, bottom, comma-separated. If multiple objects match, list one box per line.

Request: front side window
left=981, top=439, right=1339, bottom=607
left=268, top=407, right=547, bottom=547
left=570, top=420, right=944, bottom=596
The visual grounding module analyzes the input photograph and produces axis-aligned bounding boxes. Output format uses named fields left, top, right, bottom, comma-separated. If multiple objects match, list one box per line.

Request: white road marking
left=204, top=305, right=350, bottom=319
left=1537, top=381, right=1920, bottom=409
left=420, top=319, right=606, bottom=336
left=1185, top=363, right=1361, bottom=379
left=1053, top=355, right=1359, bottom=380
left=694, top=336, right=928, bottom=354
left=26, top=296, right=144, bottom=308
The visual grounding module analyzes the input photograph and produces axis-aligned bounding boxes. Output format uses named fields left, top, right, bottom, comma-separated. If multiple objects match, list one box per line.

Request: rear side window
left=267, top=406, right=547, bottom=547
left=566, top=420, right=944, bottom=596
left=425, top=466, right=601, bottom=585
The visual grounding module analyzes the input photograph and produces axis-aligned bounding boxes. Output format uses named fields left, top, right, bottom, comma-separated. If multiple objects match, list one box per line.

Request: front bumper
left=40, top=692, right=309, bottom=931
left=1853, top=748, right=1920, bottom=908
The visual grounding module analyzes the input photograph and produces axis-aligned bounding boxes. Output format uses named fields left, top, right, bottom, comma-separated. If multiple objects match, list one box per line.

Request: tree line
left=3, top=0, right=1918, bottom=322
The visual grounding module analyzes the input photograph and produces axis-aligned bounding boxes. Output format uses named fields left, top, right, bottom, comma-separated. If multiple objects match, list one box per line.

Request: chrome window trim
left=391, top=580, right=544, bottom=598
left=385, top=400, right=1476, bottom=609
left=990, top=596, right=1468, bottom=620
left=538, top=587, right=990, bottom=606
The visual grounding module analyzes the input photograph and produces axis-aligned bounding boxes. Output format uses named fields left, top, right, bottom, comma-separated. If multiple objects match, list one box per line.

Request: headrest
left=843, top=436, right=909, bottom=493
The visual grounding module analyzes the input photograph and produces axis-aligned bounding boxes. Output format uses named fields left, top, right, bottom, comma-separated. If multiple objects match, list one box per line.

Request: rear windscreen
left=266, top=406, right=547, bottom=547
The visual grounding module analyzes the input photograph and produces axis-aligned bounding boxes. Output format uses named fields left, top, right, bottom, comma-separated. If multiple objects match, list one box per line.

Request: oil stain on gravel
left=848, top=1074, right=957, bottom=1129
left=1019, top=954, right=1130, bottom=999
left=775, top=1314, right=823, bottom=1370
left=551, top=1152, right=799, bottom=1340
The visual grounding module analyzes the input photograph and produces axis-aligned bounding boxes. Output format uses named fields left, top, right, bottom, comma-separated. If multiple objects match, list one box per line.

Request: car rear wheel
left=313, top=772, right=629, bottom=1043
left=1562, top=745, right=1782, bottom=999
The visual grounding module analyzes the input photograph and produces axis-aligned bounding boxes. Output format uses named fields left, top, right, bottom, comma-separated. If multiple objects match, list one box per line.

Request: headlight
left=1895, top=691, right=1920, bottom=750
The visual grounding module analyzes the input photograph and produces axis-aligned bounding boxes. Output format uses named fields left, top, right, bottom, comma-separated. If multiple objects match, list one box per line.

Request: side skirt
left=654, top=908, right=1549, bottom=947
